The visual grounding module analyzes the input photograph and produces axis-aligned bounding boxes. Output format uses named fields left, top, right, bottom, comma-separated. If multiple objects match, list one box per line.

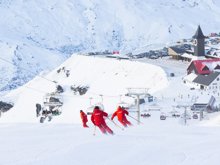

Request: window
left=202, top=65, right=209, bottom=71
left=214, top=65, right=220, bottom=70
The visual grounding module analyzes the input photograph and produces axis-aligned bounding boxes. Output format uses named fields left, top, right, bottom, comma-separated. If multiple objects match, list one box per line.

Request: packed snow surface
left=1, top=55, right=220, bottom=165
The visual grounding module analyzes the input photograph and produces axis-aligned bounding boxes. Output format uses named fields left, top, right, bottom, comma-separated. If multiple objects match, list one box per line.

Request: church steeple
left=193, top=25, right=205, bottom=57
left=193, top=25, right=205, bottom=39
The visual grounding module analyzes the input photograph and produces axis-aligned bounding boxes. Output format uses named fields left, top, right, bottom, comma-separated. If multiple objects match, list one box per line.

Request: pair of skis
left=93, top=117, right=124, bottom=136
left=92, top=116, right=143, bottom=136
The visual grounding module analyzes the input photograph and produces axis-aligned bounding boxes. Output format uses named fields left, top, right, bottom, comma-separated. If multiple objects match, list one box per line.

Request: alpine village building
left=183, top=26, right=220, bottom=91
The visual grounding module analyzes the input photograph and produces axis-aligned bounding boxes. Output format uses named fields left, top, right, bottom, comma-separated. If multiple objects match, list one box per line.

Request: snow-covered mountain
left=0, top=40, right=67, bottom=93
left=1, top=0, right=220, bottom=92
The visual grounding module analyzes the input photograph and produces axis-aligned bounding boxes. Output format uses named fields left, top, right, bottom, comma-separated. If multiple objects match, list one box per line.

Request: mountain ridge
left=1, top=0, right=220, bottom=92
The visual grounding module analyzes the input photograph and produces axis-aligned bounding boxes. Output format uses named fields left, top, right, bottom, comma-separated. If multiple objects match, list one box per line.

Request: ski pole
left=107, top=117, right=124, bottom=130
left=93, top=126, right=96, bottom=136
left=128, top=115, right=144, bottom=124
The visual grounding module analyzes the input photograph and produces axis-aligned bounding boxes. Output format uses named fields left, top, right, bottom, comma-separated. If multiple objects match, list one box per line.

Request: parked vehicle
left=149, top=55, right=159, bottom=59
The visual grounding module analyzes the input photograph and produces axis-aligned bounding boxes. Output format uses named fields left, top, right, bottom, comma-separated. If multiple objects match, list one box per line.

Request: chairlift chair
left=170, top=110, right=180, bottom=118
left=93, top=103, right=105, bottom=110
left=141, top=113, right=151, bottom=118
left=160, top=113, right=166, bottom=120
left=192, top=113, right=198, bottom=119
left=43, top=93, right=63, bottom=107
left=146, top=113, right=151, bottom=117
left=86, top=105, right=95, bottom=115
left=42, top=93, right=63, bottom=117
left=118, top=101, right=131, bottom=109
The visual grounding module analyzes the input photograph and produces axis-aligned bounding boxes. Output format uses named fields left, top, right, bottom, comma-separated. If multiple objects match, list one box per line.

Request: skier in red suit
left=91, top=106, right=114, bottom=134
left=111, top=106, right=132, bottom=127
left=80, top=110, right=89, bottom=128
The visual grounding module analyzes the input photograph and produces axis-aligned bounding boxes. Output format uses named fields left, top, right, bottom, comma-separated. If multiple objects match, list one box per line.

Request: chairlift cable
left=87, top=91, right=122, bottom=98
left=22, top=85, right=109, bottom=100
left=23, top=85, right=48, bottom=93
left=0, top=57, right=140, bottom=100
left=24, top=85, right=93, bottom=100
left=0, top=56, right=56, bottom=84
left=128, top=115, right=144, bottom=124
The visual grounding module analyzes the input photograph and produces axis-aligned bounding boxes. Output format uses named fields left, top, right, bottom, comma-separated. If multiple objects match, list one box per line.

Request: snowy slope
left=1, top=55, right=220, bottom=165
left=1, top=120, right=220, bottom=165
left=1, top=0, right=220, bottom=92
left=0, top=55, right=168, bottom=123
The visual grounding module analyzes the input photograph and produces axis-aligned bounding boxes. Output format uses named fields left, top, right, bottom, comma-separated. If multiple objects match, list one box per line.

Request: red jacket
left=91, top=108, right=108, bottom=126
left=80, top=111, right=88, bottom=123
left=111, top=106, right=129, bottom=121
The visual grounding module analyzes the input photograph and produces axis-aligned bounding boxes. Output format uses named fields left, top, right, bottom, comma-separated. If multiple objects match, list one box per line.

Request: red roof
left=190, top=59, right=220, bottom=74
left=113, top=51, right=119, bottom=54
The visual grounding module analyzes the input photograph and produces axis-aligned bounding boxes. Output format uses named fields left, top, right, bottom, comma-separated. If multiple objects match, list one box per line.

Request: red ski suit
left=80, top=111, right=89, bottom=128
left=111, top=106, right=132, bottom=127
left=91, top=108, right=113, bottom=134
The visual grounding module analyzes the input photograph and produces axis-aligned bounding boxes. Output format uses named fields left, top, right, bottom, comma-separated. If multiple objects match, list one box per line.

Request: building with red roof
left=187, top=59, right=220, bottom=75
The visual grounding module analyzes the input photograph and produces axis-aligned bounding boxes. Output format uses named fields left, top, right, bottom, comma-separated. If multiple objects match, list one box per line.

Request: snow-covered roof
left=183, top=73, right=197, bottom=82
left=203, top=61, right=220, bottom=70
left=181, top=53, right=198, bottom=60
left=193, top=72, right=220, bottom=86
left=195, top=95, right=215, bottom=104
left=188, top=59, right=220, bottom=74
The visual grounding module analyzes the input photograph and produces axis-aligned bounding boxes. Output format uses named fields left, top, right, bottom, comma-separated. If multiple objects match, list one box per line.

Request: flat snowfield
left=1, top=113, right=220, bottom=165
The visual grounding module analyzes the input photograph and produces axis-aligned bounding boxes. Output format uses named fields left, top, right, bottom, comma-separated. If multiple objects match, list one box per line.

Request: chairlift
left=118, top=101, right=131, bottom=109
left=170, top=110, right=180, bottom=118
left=40, top=107, right=53, bottom=123
left=86, top=105, right=95, bottom=115
left=172, top=113, right=180, bottom=118
left=180, top=113, right=191, bottom=120
left=87, top=103, right=105, bottom=114
left=93, top=103, right=105, bottom=110
left=141, top=113, right=151, bottom=118
left=39, top=93, right=63, bottom=123
left=192, top=113, right=198, bottom=119
left=160, top=113, right=166, bottom=120
left=43, top=93, right=63, bottom=107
